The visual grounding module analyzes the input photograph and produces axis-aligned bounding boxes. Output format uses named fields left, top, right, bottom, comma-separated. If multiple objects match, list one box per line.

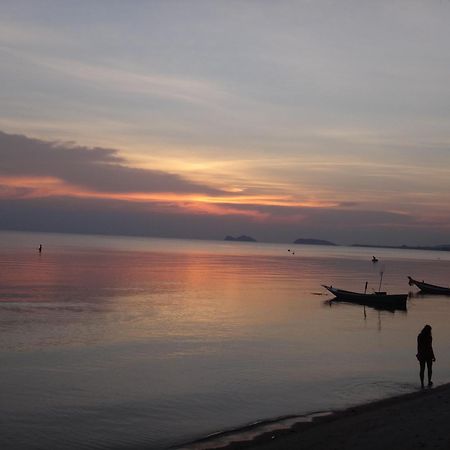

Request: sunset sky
left=1, top=1, right=450, bottom=245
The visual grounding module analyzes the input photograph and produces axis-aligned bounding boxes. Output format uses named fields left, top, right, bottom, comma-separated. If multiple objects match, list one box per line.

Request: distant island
left=222, top=235, right=450, bottom=250
left=352, top=243, right=450, bottom=252
left=293, top=238, right=337, bottom=246
left=224, top=235, right=257, bottom=242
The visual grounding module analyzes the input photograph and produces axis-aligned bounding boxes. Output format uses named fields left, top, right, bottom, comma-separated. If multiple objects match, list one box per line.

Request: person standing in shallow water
left=417, top=325, right=436, bottom=388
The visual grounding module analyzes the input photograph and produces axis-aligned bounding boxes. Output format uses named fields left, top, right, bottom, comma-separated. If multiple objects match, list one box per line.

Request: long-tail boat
left=408, top=276, right=450, bottom=295
left=322, top=285, right=407, bottom=311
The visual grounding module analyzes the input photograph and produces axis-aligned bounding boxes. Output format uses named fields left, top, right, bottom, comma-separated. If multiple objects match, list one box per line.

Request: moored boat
left=322, top=285, right=407, bottom=311
left=408, top=276, right=450, bottom=295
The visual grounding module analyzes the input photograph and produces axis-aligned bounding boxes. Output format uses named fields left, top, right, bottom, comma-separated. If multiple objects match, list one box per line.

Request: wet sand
left=199, top=383, right=450, bottom=450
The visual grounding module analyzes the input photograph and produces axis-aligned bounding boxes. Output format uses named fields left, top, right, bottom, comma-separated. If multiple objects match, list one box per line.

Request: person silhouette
left=416, top=324, right=435, bottom=388
left=38, top=244, right=42, bottom=253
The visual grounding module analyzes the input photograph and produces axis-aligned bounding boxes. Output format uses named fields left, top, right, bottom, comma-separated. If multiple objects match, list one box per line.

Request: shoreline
left=178, top=383, right=450, bottom=450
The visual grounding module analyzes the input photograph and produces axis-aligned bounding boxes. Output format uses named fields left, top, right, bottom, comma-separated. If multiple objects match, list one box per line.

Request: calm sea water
left=1, top=231, right=450, bottom=449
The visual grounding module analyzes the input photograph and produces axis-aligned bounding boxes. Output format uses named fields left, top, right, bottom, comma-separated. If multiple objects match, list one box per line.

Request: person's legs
left=426, top=360, right=433, bottom=386
left=419, top=360, right=425, bottom=388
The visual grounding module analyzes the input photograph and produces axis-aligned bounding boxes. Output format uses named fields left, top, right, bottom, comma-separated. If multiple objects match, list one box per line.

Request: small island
left=293, top=238, right=337, bottom=246
left=224, top=235, right=257, bottom=242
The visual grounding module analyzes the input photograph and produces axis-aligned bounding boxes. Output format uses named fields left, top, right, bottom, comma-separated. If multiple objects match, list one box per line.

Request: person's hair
left=421, top=324, right=432, bottom=336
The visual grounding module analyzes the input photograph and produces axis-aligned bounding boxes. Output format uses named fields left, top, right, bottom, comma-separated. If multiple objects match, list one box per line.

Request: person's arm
left=430, top=337, right=436, bottom=361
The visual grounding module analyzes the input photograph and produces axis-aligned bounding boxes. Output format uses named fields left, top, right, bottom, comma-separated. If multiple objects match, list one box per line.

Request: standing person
left=417, top=325, right=436, bottom=388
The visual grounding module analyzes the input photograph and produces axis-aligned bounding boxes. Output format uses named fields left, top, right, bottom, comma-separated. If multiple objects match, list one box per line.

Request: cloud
left=0, top=130, right=449, bottom=246
left=0, top=45, right=232, bottom=109
left=0, top=131, right=221, bottom=195
left=0, top=131, right=349, bottom=211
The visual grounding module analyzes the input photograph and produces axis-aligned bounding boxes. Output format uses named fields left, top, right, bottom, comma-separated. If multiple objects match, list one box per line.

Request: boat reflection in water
left=322, top=285, right=408, bottom=312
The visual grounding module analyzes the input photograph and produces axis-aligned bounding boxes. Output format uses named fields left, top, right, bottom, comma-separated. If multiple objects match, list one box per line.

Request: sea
left=1, top=230, right=450, bottom=450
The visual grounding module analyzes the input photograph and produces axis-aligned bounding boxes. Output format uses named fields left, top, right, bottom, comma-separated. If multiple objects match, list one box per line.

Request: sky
left=1, top=0, right=450, bottom=245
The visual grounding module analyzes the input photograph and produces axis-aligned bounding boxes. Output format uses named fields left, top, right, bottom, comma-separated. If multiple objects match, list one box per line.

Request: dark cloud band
left=0, top=131, right=221, bottom=195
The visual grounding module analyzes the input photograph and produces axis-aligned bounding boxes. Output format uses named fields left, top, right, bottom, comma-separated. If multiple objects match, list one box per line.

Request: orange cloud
left=0, top=175, right=336, bottom=221
left=0, top=176, right=68, bottom=198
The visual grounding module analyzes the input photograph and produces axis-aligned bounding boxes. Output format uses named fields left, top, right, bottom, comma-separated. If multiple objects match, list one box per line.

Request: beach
left=219, top=383, right=450, bottom=450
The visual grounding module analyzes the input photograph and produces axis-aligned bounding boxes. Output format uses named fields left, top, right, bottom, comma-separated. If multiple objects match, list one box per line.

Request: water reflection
left=325, top=298, right=408, bottom=313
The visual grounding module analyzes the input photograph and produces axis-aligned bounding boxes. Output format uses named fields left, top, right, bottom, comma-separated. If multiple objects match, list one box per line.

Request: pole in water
left=363, top=282, right=368, bottom=319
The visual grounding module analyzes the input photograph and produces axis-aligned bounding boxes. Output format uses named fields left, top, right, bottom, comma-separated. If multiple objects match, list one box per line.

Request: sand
left=203, top=383, right=450, bottom=450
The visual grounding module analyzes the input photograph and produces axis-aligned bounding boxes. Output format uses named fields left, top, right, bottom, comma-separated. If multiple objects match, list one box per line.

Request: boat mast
left=378, top=270, right=384, bottom=292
